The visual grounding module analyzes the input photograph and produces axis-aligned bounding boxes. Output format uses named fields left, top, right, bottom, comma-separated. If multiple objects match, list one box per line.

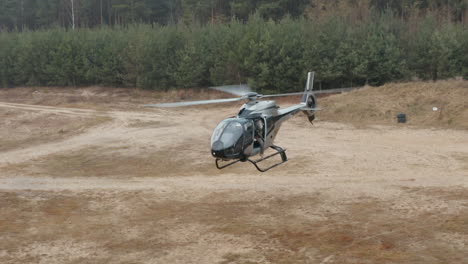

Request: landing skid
left=215, top=145, right=288, bottom=172
left=215, top=158, right=241, bottom=170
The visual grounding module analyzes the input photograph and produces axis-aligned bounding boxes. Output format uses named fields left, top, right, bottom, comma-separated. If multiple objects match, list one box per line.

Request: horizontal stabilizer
left=301, top=107, right=322, bottom=111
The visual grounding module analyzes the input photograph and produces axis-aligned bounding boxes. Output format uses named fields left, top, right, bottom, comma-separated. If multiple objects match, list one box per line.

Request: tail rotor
left=301, top=72, right=318, bottom=123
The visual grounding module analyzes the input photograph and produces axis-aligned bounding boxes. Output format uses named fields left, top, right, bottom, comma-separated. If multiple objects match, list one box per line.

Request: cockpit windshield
left=211, top=118, right=255, bottom=159
left=211, top=119, right=243, bottom=149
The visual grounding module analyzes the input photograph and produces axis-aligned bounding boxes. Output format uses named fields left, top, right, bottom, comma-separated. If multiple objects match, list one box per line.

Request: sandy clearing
left=0, top=102, right=189, bottom=165
left=1, top=101, right=467, bottom=263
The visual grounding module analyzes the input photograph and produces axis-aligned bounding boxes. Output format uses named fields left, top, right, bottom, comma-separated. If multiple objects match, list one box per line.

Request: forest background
left=0, top=0, right=467, bottom=92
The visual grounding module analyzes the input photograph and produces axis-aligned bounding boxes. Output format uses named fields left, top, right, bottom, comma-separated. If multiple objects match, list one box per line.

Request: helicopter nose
left=212, top=140, right=224, bottom=151
left=211, top=140, right=243, bottom=160
left=211, top=141, right=224, bottom=158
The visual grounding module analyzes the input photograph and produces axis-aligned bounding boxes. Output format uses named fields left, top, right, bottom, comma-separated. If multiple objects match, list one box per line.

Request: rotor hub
left=244, top=92, right=263, bottom=102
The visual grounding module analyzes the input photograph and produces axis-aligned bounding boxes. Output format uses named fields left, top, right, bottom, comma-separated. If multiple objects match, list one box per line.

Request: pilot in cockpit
left=254, top=118, right=265, bottom=153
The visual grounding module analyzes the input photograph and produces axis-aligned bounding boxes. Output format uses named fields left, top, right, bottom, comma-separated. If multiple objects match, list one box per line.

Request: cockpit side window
left=211, top=120, right=229, bottom=145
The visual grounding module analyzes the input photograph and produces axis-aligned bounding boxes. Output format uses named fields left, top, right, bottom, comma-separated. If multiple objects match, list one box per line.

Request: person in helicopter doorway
left=254, top=118, right=265, bottom=154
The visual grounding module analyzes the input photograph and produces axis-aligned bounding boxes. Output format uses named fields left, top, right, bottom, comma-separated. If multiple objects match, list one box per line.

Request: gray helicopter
left=145, top=72, right=320, bottom=172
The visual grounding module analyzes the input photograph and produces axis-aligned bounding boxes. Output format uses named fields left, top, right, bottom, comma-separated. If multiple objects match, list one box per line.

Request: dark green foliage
left=0, top=28, right=128, bottom=87
left=359, top=14, right=408, bottom=85
left=208, top=20, right=246, bottom=85
left=458, top=29, right=468, bottom=79
left=2, top=0, right=465, bottom=30
left=403, top=17, right=466, bottom=81
left=132, top=26, right=186, bottom=89
left=0, top=0, right=313, bottom=30
left=0, top=12, right=467, bottom=91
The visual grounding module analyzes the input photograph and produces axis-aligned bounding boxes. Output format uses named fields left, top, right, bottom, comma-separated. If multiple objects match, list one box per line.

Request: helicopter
left=145, top=72, right=320, bottom=172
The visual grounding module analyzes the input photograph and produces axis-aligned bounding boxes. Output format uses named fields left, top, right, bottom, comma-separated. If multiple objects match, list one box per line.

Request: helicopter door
left=243, top=120, right=254, bottom=147
left=253, top=118, right=265, bottom=149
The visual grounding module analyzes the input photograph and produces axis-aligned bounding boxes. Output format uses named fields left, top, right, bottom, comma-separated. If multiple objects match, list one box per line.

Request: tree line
left=1, top=11, right=467, bottom=91
left=0, top=0, right=466, bottom=30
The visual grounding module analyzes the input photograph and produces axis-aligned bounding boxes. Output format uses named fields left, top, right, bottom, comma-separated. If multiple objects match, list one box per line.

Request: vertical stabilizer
left=302, top=72, right=315, bottom=103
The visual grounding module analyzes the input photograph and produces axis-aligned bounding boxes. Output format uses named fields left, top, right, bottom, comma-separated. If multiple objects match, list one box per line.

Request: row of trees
left=1, top=13, right=467, bottom=91
left=0, top=0, right=467, bottom=30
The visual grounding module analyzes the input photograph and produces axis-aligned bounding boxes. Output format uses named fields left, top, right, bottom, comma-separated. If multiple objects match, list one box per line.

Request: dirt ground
left=0, top=86, right=467, bottom=264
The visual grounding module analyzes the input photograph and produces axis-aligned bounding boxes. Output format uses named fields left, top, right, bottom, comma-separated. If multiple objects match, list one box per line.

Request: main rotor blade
left=261, top=92, right=305, bottom=98
left=210, top=84, right=252, bottom=96
left=144, top=97, right=243, bottom=108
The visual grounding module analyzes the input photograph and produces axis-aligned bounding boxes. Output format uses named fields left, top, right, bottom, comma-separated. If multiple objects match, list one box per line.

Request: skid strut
left=247, top=145, right=288, bottom=172
left=215, top=158, right=241, bottom=170
left=215, top=145, right=288, bottom=172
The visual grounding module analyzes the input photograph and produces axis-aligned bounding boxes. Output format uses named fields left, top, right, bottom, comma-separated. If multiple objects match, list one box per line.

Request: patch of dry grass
left=401, top=186, right=468, bottom=201
left=3, top=141, right=311, bottom=178
left=452, top=153, right=468, bottom=170
left=2, top=80, right=467, bottom=129
left=319, top=79, right=468, bottom=129
left=2, top=143, right=222, bottom=178
left=2, top=190, right=467, bottom=264
left=0, top=109, right=110, bottom=152
left=127, top=119, right=172, bottom=128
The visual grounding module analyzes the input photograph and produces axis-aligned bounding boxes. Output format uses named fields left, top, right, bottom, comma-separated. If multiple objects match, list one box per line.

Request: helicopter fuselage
left=210, top=100, right=308, bottom=162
